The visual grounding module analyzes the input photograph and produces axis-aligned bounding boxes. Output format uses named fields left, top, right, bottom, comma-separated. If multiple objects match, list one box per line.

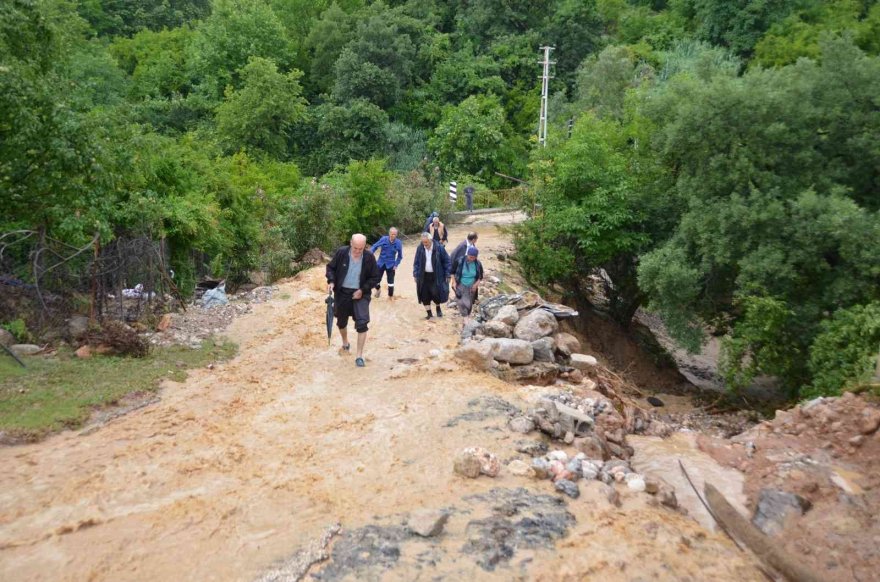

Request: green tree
left=215, top=57, right=307, bottom=158
left=303, top=2, right=356, bottom=95
left=428, top=94, right=518, bottom=184
left=187, top=0, right=292, bottom=100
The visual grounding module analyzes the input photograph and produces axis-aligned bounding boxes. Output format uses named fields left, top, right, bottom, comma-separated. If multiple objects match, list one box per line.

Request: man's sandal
left=341, top=343, right=351, bottom=352
left=355, top=357, right=365, bottom=367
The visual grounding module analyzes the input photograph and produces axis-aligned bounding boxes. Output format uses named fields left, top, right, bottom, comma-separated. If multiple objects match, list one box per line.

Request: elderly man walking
left=413, top=232, right=452, bottom=320
left=326, top=233, right=381, bottom=367
left=370, top=227, right=403, bottom=299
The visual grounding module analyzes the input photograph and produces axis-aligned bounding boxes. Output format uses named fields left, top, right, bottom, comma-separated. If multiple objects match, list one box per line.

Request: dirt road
left=0, top=215, right=764, bottom=581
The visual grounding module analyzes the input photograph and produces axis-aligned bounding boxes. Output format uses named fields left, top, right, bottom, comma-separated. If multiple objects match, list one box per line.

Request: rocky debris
left=513, top=309, right=559, bottom=342
left=149, top=285, right=278, bottom=348
left=454, top=341, right=496, bottom=371
left=10, top=344, right=42, bottom=356
left=0, top=328, right=15, bottom=347
left=554, top=479, right=580, bottom=498
left=531, top=337, right=556, bottom=362
left=407, top=509, right=449, bottom=537
left=486, top=338, right=533, bottom=364
left=454, top=447, right=500, bottom=478
left=554, top=332, right=581, bottom=357
left=255, top=522, right=341, bottom=582
left=156, top=313, right=172, bottom=332
left=481, top=320, right=512, bottom=338
left=860, top=407, right=880, bottom=435
left=67, top=315, right=89, bottom=340
left=570, top=353, right=598, bottom=370
left=74, top=345, right=91, bottom=359
left=460, top=320, right=482, bottom=340
left=752, top=489, right=811, bottom=536
left=462, top=488, right=575, bottom=571
left=310, top=525, right=407, bottom=581
left=493, top=305, right=519, bottom=326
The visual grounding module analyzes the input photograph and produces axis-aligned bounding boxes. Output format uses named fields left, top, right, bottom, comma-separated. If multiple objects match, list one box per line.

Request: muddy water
left=630, top=432, right=749, bottom=531
left=0, top=219, right=764, bottom=581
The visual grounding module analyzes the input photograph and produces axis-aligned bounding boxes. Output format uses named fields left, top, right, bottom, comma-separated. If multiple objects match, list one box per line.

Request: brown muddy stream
left=0, top=215, right=765, bottom=581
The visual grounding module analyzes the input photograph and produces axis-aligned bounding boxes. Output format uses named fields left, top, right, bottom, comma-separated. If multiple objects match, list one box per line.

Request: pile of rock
left=508, top=449, right=677, bottom=505
left=456, top=298, right=596, bottom=385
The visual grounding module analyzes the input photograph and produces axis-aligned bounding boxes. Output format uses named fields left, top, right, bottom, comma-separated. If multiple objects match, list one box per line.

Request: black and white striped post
left=448, top=181, right=457, bottom=205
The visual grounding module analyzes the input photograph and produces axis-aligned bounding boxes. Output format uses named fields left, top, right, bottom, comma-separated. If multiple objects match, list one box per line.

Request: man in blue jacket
left=370, top=227, right=403, bottom=299
left=413, top=232, right=452, bottom=320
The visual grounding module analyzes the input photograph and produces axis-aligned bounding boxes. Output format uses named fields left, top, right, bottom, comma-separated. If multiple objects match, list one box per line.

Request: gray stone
left=531, top=337, right=556, bottom=362
left=752, top=489, right=811, bottom=536
left=565, top=459, right=582, bottom=476
left=407, top=509, right=449, bottom=537
left=570, top=353, right=598, bottom=370
left=487, top=338, right=534, bottom=364
left=508, top=416, right=535, bottom=434
left=493, top=305, right=519, bottom=326
left=461, top=320, right=482, bottom=340
left=554, top=332, right=581, bottom=356
left=553, top=402, right=595, bottom=436
left=454, top=450, right=483, bottom=478
left=513, top=309, right=559, bottom=342
left=515, top=440, right=548, bottom=456
left=554, top=479, right=580, bottom=499
left=482, top=320, right=513, bottom=338
left=68, top=315, right=89, bottom=339
left=455, top=341, right=496, bottom=371
left=601, top=483, right=621, bottom=507
left=0, top=328, right=15, bottom=347
left=10, top=344, right=41, bottom=356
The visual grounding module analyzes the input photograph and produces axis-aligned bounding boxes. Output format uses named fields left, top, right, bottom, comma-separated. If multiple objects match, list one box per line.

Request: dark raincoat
left=413, top=242, right=452, bottom=304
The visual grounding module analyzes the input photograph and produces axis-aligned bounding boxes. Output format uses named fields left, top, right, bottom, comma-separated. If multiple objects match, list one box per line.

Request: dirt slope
left=0, top=216, right=764, bottom=581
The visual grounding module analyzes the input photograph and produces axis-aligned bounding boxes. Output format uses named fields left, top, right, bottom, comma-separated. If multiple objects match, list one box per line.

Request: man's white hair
left=351, top=233, right=366, bottom=245
left=389, top=227, right=398, bottom=234
left=420, top=231, right=431, bottom=240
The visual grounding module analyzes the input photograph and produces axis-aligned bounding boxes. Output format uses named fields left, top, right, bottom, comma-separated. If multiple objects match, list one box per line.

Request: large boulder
left=487, top=338, right=533, bottom=364
left=10, top=344, right=42, bottom=356
left=554, top=332, right=581, bottom=356
left=482, top=320, right=513, bottom=338
left=493, top=305, right=519, bottom=326
left=513, top=309, right=558, bottom=342
left=531, top=337, right=556, bottom=362
left=455, top=341, right=496, bottom=371
left=0, top=328, right=14, bottom=347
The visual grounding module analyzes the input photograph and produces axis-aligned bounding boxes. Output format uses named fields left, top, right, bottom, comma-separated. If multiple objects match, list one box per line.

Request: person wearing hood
left=451, top=246, right=484, bottom=325
left=413, top=231, right=452, bottom=320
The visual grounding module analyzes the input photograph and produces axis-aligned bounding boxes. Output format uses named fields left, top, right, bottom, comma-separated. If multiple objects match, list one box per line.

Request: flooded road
left=0, top=214, right=765, bottom=581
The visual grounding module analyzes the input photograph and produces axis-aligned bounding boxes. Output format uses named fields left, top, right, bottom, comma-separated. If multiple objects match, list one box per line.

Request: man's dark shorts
left=335, top=288, right=371, bottom=333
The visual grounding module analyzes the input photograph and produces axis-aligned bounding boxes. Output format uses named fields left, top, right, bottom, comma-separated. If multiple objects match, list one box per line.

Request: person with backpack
left=451, top=246, right=483, bottom=325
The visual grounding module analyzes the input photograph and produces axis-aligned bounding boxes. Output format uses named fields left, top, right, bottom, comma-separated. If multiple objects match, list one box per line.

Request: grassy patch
left=0, top=340, right=237, bottom=441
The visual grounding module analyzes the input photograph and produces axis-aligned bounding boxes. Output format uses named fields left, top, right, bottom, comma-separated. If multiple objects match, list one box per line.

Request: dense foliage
left=3, top=0, right=879, bottom=397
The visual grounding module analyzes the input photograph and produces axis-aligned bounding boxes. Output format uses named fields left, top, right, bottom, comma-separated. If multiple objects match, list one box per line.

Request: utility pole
left=538, top=45, right=555, bottom=147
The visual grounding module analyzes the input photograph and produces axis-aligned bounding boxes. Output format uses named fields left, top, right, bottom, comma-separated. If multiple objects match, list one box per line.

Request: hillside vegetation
left=2, top=0, right=879, bottom=397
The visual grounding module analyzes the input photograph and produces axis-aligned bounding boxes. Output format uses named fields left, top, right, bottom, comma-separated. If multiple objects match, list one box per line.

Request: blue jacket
left=413, top=242, right=452, bottom=303
left=370, top=236, right=403, bottom=269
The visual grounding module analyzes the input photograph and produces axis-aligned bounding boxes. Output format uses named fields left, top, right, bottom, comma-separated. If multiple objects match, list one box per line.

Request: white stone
left=408, top=509, right=449, bottom=537
left=10, top=344, right=41, bottom=356
left=570, top=353, right=598, bottom=370
left=627, top=477, right=646, bottom=492
left=547, top=450, right=568, bottom=462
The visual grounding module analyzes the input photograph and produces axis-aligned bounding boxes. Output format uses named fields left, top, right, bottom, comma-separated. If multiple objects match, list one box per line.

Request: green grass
left=0, top=340, right=237, bottom=441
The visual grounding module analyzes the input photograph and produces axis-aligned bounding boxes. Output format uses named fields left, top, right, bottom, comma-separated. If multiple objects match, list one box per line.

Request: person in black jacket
left=413, top=231, right=452, bottom=320
left=326, top=233, right=381, bottom=367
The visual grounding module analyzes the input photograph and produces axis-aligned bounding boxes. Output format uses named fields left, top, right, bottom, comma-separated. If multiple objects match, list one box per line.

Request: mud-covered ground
left=0, top=213, right=837, bottom=581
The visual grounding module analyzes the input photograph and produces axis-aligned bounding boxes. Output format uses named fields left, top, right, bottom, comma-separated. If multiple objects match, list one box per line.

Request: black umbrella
left=325, top=291, right=335, bottom=346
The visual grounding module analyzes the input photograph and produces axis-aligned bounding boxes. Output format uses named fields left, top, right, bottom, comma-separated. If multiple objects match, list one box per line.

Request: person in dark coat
left=451, top=246, right=484, bottom=325
left=413, top=231, right=452, bottom=320
left=326, top=233, right=382, bottom=367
